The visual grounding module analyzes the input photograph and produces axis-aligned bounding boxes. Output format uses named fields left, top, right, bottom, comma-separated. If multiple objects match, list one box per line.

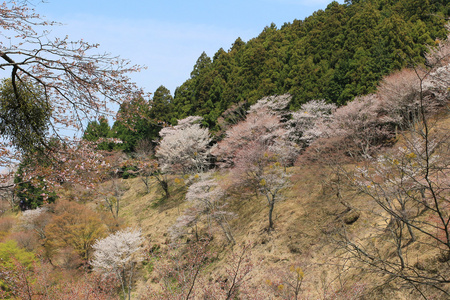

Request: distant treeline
left=84, top=0, right=449, bottom=152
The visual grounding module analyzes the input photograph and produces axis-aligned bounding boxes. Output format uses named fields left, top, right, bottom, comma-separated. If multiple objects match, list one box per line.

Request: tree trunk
left=215, top=217, right=235, bottom=244
left=268, top=200, right=275, bottom=230
left=160, top=179, right=170, bottom=200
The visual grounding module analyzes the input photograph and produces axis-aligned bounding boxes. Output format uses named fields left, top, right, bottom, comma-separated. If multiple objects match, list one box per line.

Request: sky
left=35, top=0, right=344, bottom=97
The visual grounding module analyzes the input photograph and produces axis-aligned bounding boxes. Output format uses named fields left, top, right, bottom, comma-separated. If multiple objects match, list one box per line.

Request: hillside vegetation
left=1, top=47, right=449, bottom=299
left=83, top=0, right=450, bottom=153
left=122, top=56, right=450, bottom=299
left=0, top=0, right=449, bottom=299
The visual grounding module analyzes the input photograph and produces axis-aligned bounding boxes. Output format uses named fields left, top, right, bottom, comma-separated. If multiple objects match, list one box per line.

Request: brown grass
left=117, top=111, right=449, bottom=299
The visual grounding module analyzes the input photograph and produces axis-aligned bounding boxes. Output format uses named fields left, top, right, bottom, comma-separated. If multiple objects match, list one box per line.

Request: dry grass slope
left=112, top=112, right=449, bottom=299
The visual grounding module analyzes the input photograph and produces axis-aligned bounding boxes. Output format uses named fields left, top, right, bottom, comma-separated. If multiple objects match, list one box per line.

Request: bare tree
left=149, top=239, right=211, bottom=300
left=98, top=178, right=127, bottom=227
left=201, top=243, right=255, bottom=300
left=266, top=263, right=305, bottom=300
left=336, top=37, right=450, bottom=298
left=133, top=140, right=171, bottom=199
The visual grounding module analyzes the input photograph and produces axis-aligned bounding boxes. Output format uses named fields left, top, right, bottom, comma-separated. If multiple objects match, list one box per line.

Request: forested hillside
left=167, top=0, right=449, bottom=127
left=86, top=0, right=450, bottom=153
left=1, top=0, right=449, bottom=299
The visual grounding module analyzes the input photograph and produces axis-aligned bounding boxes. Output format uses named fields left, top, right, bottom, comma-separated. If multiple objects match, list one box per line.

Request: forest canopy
left=161, top=0, right=449, bottom=129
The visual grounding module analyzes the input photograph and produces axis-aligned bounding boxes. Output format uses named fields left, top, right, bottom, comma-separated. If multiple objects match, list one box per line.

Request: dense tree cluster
left=82, top=85, right=173, bottom=153
left=161, top=0, right=449, bottom=129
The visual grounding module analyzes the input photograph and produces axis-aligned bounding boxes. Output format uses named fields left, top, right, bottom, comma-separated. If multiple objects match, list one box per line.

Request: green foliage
left=110, top=97, right=161, bottom=153
left=0, top=240, right=37, bottom=293
left=83, top=117, right=112, bottom=150
left=120, top=165, right=138, bottom=179
left=159, top=0, right=448, bottom=128
left=0, top=78, right=51, bottom=153
left=0, top=240, right=36, bottom=269
left=149, top=85, right=174, bottom=124
left=14, top=161, right=57, bottom=211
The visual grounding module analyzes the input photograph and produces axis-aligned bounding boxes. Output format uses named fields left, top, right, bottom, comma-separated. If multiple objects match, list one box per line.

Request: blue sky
left=37, top=0, right=344, bottom=96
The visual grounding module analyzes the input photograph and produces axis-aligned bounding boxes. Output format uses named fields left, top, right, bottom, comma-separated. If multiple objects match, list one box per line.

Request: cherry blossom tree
left=247, top=93, right=292, bottom=116
left=213, top=95, right=294, bottom=230
left=171, top=173, right=235, bottom=244
left=91, top=227, right=144, bottom=300
left=318, top=94, right=397, bottom=158
left=17, top=138, right=114, bottom=191
left=0, top=170, right=16, bottom=210
left=233, top=142, right=291, bottom=231
left=212, top=95, right=297, bottom=168
left=19, top=206, right=50, bottom=241
left=156, top=116, right=211, bottom=174
left=288, top=99, right=336, bottom=147
left=314, top=34, right=450, bottom=161
left=377, top=69, right=422, bottom=126
left=0, top=0, right=144, bottom=185
left=0, top=1, right=141, bottom=130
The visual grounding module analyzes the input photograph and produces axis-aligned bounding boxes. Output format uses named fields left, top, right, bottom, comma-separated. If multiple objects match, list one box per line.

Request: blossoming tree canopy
left=156, top=116, right=211, bottom=174
left=0, top=0, right=145, bottom=184
left=0, top=3, right=143, bottom=143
